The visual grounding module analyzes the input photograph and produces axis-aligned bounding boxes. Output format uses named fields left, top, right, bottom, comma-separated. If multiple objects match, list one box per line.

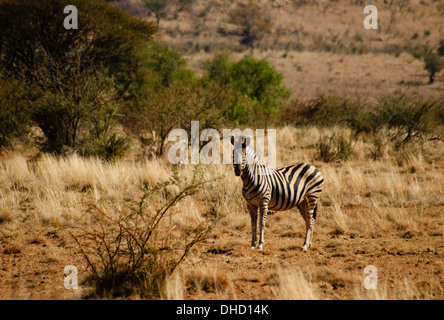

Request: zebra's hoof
left=249, top=245, right=256, bottom=249
left=301, top=245, right=309, bottom=252
left=258, top=244, right=264, bottom=250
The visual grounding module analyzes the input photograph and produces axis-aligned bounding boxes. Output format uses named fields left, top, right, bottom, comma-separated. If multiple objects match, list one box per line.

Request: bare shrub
left=70, top=167, right=220, bottom=298
left=317, top=131, right=355, bottom=162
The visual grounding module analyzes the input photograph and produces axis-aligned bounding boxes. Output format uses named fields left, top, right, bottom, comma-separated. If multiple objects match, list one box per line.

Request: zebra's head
left=231, top=136, right=250, bottom=176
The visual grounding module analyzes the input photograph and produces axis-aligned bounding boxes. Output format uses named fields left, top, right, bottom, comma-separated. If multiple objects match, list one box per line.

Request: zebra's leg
left=302, top=197, right=318, bottom=251
left=296, top=198, right=308, bottom=221
left=257, top=200, right=269, bottom=250
left=247, top=204, right=258, bottom=249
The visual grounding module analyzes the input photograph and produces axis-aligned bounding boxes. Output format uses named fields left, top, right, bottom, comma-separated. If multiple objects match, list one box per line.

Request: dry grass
left=0, top=125, right=443, bottom=299
left=272, top=270, right=319, bottom=300
left=0, top=154, right=172, bottom=226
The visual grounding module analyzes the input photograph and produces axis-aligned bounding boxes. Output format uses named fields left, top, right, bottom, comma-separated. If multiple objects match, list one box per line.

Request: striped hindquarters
left=267, top=163, right=324, bottom=211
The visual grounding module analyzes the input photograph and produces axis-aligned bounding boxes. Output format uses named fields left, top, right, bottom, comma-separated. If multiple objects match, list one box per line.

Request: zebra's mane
left=244, top=146, right=277, bottom=177
left=245, top=146, right=261, bottom=165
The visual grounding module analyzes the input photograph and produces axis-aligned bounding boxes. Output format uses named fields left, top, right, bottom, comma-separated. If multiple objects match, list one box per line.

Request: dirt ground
left=182, top=207, right=444, bottom=300
left=1, top=205, right=442, bottom=300
left=0, top=225, right=87, bottom=300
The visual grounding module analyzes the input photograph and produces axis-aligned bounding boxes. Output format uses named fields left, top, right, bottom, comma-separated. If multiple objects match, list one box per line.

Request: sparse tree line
left=0, top=0, right=442, bottom=163
left=281, top=92, right=444, bottom=163
left=0, top=0, right=289, bottom=160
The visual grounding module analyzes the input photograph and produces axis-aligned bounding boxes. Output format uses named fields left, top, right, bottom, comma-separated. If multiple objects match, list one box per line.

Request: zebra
left=231, top=136, right=324, bottom=251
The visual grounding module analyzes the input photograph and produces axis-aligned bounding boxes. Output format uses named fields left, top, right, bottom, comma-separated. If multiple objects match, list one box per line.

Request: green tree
left=201, top=51, right=246, bottom=123
left=123, top=46, right=239, bottom=157
left=123, top=45, right=201, bottom=156
left=0, top=0, right=156, bottom=157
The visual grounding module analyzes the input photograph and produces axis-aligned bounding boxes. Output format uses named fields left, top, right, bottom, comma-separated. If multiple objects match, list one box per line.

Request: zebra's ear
left=242, top=136, right=250, bottom=148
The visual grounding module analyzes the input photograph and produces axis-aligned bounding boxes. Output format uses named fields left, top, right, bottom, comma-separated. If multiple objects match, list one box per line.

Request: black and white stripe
left=231, top=136, right=324, bottom=251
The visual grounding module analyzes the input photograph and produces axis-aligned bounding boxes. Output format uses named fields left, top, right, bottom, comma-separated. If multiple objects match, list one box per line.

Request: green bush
left=230, top=55, right=291, bottom=120
left=203, top=52, right=291, bottom=125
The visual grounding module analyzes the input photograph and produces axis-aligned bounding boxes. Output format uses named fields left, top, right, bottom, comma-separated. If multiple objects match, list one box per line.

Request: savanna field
left=1, top=126, right=443, bottom=299
left=0, top=0, right=443, bottom=300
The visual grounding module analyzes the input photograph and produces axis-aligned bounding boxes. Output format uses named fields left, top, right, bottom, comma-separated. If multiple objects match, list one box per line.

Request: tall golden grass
left=0, top=125, right=443, bottom=299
